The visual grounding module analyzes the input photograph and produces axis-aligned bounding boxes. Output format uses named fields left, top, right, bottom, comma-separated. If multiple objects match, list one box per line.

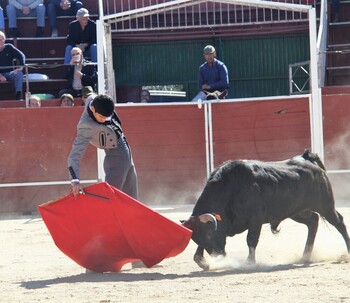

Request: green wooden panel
left=113, top=34, right=309, bottom=99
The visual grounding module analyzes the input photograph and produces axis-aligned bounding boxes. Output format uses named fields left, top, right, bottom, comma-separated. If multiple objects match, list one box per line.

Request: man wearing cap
left=68, top=93, right=139, bottom=200
left=47, top=0, right=83, bottom=37
left=64, top=7, right=97, bottom=64
left=192, top=45, right=229, bottom=102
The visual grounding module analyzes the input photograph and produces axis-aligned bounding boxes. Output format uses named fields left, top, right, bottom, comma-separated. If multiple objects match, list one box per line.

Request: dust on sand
left=1, top=206, right=349, bottom=303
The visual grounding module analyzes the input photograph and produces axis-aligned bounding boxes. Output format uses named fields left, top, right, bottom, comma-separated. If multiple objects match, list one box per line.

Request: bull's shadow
left=19, top=262, right=313, bottom=290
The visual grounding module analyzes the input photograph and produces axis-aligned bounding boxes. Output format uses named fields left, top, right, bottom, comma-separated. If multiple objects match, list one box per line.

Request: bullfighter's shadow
left=19, top=262, right=314, bottom=290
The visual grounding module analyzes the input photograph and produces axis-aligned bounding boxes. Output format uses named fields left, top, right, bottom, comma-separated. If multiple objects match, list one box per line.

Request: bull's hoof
left=194, top=256, right=209, bottom=271
left=197, top=261, right=210, bottom=271
left=246, top=257, right=256, bottom=265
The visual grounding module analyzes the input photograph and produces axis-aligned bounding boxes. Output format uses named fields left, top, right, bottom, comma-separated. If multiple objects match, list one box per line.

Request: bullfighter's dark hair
left=91, top=94, right=115, bottom=117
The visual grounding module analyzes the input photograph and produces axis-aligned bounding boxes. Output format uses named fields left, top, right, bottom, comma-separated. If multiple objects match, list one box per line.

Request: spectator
left=64, top=8, right=97, bottom=64
left=47, top=0, right=83, bottom=37
left=6, top=0, right=46, bottom=38
left=0, top=30, right=25, bottom=100
left=59, top=46, right=97, bottom=97
left=81, top=85, right=94, bottom=105
left=0, top=5, right=4, bottom=32
left=60, top=93, right=74, bottom=106
left=140, top=89, right=150, bottom=103
left=28, top=95, right=41, bottom=107
left=68, top=94, right=138, bottom=200
left=192, top=45, right=229, bottom=102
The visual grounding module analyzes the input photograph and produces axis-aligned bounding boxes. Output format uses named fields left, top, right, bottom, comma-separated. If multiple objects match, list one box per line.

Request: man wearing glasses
left=59, top=47, right=96, bottom=98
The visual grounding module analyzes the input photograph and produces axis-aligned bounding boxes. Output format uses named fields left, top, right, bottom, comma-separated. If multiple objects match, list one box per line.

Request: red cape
left=38, top=182, right=192, bottom=272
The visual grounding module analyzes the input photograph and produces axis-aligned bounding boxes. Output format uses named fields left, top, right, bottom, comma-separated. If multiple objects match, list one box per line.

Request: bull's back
left=194, top=158, right=334, bottom=221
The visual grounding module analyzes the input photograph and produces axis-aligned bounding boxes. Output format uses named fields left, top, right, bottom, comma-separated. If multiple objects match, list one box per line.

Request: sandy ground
left=1, top=205, right=349, bottom=303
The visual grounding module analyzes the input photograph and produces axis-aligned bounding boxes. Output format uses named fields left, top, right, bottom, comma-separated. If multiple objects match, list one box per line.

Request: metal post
left=24, top=65, right=30, bottom=107
left=97, top=0, right=106, bottom=182
left=308, top=7, right=324, bottom=161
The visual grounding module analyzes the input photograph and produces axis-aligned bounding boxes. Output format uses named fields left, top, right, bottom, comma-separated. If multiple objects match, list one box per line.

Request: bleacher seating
left=327, top=1, right=350, bottom=86
left=0, top=0, right=98, bottom=101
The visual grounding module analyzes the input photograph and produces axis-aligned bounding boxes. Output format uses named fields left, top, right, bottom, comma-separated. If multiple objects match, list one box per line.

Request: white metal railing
left=102, top=0, right=315, bottom=32
left=289, top=0, right=327, bottom=93
left=289, top=60, right=310, bottom=94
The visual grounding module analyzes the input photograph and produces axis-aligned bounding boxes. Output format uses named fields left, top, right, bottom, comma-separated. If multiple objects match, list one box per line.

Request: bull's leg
left=291, top=211, right=319, bottom=262
left=323, top=210, right=350, bottom=254
left=194, top=246, right=209, bottom=270
left=246, top=224, right=262, bottom=264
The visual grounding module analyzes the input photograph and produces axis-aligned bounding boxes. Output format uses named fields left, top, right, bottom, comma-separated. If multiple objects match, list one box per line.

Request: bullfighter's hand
left=71, top=182, right=83, bottom=198
left=0, top=74, right=6, bottom=82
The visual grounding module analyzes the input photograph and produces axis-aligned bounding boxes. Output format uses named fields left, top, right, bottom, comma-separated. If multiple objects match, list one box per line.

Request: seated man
left=47, top=0, right=83, bottom=37
left=192, top=45, right=229, bottom=102
left=64, top=8, right=97, bottom=64
left=59, top=47, right=97, bottom=97
left=0, top=31, right=25, bottom=100
left=6, top=0, right=46, bottom=37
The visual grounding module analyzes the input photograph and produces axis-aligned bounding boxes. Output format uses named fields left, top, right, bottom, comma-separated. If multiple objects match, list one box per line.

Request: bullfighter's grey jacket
left=68, top=96, right=118, bottom=180
left=67, top=96, right=138, bottom=199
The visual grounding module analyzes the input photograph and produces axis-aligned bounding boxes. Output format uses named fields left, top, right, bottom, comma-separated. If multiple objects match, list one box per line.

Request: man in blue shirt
left=192, top=45, right=229, bottom=102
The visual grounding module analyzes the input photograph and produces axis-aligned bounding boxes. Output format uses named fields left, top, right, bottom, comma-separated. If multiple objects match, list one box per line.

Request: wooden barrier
left=1, top=96, right=350, bottom=213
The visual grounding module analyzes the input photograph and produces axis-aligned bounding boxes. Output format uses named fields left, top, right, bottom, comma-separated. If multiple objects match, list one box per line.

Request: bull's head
left=181, top=213, right=226, bottom=270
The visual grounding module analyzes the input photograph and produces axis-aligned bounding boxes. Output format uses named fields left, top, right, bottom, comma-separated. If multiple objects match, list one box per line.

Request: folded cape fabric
left=38, top=182, right=192, bottom=272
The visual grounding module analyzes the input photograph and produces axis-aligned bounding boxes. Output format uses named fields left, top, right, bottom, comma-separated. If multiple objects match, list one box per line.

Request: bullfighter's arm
left=67, top=127, right=91, bottom=183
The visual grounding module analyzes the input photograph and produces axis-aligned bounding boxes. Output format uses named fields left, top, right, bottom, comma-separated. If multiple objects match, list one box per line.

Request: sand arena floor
left=1, top=205, right=349, bottom=303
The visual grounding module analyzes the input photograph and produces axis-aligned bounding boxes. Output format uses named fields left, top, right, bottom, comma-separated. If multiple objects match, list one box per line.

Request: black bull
left=182, top=150, right=350, bottom=270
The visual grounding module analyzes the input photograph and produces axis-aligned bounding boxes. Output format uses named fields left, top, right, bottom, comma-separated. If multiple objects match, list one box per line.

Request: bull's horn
left=199, top=213, right=218, bottom=231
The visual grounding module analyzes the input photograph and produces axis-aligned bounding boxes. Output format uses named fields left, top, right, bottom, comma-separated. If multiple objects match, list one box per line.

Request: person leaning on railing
left=0, top=30, right=26, bottom=100
left=192, top=45, right=229, bottom=102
